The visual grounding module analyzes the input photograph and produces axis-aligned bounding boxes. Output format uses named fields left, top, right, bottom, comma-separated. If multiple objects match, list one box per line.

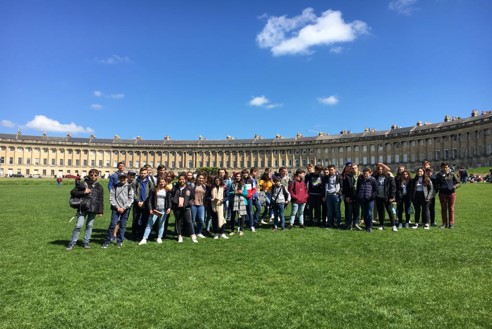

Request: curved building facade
left=1, top=110, right=491, bottom=177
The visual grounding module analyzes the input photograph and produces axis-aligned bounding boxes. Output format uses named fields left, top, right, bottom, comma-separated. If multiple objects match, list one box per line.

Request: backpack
left=69, top=182, right=90, bottom=210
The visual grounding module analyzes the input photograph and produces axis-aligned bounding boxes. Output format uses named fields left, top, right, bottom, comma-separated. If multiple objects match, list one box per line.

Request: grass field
left=0, top=179, right=490, bottom=328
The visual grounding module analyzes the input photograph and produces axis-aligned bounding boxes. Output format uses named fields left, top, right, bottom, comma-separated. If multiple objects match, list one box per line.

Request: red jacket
left=288, top=178, right=308, bottom=204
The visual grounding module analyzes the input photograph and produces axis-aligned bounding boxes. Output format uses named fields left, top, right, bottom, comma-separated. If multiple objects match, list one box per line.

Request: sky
left=0, top=0, right=491, bottom=141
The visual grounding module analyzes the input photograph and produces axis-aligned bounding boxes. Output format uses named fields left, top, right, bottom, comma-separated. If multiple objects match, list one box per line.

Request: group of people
left=65, top=160, right=461, bottom=250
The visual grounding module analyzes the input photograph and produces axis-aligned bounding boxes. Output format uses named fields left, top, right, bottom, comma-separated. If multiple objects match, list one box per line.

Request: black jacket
left=356, top=176, right=378, bottom=202
left=343, top=173, right=360, bottom=200
left=374, top=174, right=396, bottom=201
left=71, top=178, right=104, bottom=214
left=171, top=185, right=194, bottom=210
left=146, top=188, right=172, bottom=211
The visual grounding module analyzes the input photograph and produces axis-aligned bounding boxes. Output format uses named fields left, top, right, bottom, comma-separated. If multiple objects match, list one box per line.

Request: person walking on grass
left=436, top=162, right=460, bottom=229
left=172, top=173, right=198, bottom=243
left=410, top=167, right=434, bottom=230
left=66, top=169, right=104, bottom=250
left=139, top=178, right=172, bottom=245
left=102, top=172, right=134, bottom=248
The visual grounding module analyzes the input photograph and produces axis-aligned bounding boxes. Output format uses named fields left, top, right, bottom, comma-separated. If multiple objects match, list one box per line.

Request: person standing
left=436, top=162, right=460, bottom=229
left=139, top=178, right=172, bottom=245
left=356, top=168, right=378, bottom=233
left=305, top=165, right=324, bottom=226
left=172, top=173, right=198, bottom=243
left=102, top=172, right=134, bottom=248
left=322, top=164, right=343, bottom=228
left=411, top=167, right=434, bottom=230
left=271, top=176, right=290, bottom=230
left=373, top=164, right=398, bottom=232
left=288, top=169, right=308, bottom=229
left=191, top=173, right=207, bottom=238
left=211, top=176, right=229, bottom=239
left=66, top=169, right=104, bottom=250
left=423, top=161, right=437, bottom=226
left=343, top=163, right=362, bottom=230
left=395, top=169, right=412, bottom=228
left=131, top=167, right=155, bottom=241
left=108, top=161, right=126, bottom=191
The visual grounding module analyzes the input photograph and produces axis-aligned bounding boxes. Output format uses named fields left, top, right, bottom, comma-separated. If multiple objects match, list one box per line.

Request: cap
left=345, top=161, right=353, bottom=166
left=127, top=170, right=136, bottom=176
left=118, top=172, right=128, bottom=178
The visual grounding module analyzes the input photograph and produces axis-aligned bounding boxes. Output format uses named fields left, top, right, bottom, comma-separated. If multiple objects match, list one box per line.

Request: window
left=68, top=159, right=72, bottom=166
left=59, top=159, right=64, bottom=166
left=18, top=157, right=22, bottom=165
left=51, top=159, right=55, bottom=166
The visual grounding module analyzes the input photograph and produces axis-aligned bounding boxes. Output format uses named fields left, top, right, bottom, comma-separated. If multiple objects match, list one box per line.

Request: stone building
left=1, top=110, right=491, bottom=177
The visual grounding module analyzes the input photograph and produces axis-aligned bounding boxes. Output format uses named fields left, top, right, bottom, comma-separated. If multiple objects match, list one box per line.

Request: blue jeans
left=360, top=200, right=374, bottom=231
left=344, top=199, right=360, bottom=227
left=143, top=210, right=167, bottom=239
left=191, top=204, right=205, bottom=235
left=104, top=208, right=130, bottom=244
left=290, top=203, right=306, bottom=226
left=246, top=198, right=261, bottom=227
left=70, top=211, right=96, bottom=245
left=325, top=194, right=341, bottom=227
left=273, top=203, right=285, bottom=229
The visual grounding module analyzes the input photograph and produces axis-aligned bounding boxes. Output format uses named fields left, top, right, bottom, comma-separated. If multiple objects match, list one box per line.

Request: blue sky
left=1, top=0, right=491, bottom=140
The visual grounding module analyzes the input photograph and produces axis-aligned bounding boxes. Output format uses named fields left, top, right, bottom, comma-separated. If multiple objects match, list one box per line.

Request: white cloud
left=257, top=8, right=369, bottom=56
left=90, top=104, right=103, bottom=110
left=25, top=115, right=94, bottom=134
left=95, top=54, right=132, bottom=64
left=249, top=96, right=282, bottom=109
left=330, top=46, right=344, bottom=54
left=249, top=96, right=270, bottom=107
left=389, top=0, right=418, bottom=15
left=93, top=90, right=124, bottom=99
left=318, top=96, right=339, bottom=105
left=1, top=120, right=15, bottom=128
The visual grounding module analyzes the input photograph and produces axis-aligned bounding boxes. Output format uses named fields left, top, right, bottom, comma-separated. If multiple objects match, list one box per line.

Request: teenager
left=259, top=171, right=274, bottom=224
left=191, top=173, right=207, bottom=238
left=374, top=164, right=398, bottom=232
left=271, top=176, right=291, bottom=230
left=229, top=172, right=248, bottom=236
left=343, top=163, right=361, bottom=230
left=395, top=169, right=412, bottom=228
left=322, top=164, right=343, bottom=228
left=411, top=167, right=434, bottom=230
left=172, top=173, right=198, bottom=243
left=288, top=169, right=308, bottom=229
left=108, top=162, right=126, bottom=191
left=66, top=169, right=104, bottom=250
left=435, top=162, right=460, bottom=229
left=211, top=176, right=229, bottom=239
left=356, top=168, right=378, bottom=233
left=102, top=172, right=134, bottom=248
left=139, top=178, right=172, bottom=245
left=131, top=167, right=155, bottom=241
left=305, top=165, right=324, bottom=226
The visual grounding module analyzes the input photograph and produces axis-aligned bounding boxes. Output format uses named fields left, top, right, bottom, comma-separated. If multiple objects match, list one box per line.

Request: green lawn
left=0, top=179, right=490, bottom=328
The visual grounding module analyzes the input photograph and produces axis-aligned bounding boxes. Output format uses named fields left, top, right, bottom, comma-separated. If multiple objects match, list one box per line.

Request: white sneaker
left=156, top=238, right=162, bottom=244
left=239, top=231, right=244, bottom=236
left=392, top=225, right=398, bottom=232
left=178, top=236, right=183, bottom=243
left=214, top=234, right=219, bottom=239
left=220, top=234, right=229, bottom=239
left=197, top=233, right=206, bottom=239
left=229, top=231, right=235, bottom=236
left=378, top=226, right=384, bottom=231
left=251, top=226, right=256, bottom=232
left=138, top=239, right=147, bottom=245
left=413, top=224, right=419, bottom=229
left=192, top=236, right=198, bottom=243
left=424, top=224, right=430, bottom=230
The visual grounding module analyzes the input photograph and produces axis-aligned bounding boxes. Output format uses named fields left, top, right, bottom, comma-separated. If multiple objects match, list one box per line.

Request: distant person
left=423, top=160, right=438, bottom=226
left=66, top=169, right=104, bottom=250
left=395, top=169, right=412, bottom=228
left=305, top=165, right=324, bottom=226
left=56, top=177, right=62, bottom=188
left=102, top=172, right=134, bottom=248
left=210, top=176, right=229, bottom=239
left=436, top=162, right=460, bottom=229
left=343, top=164, right=362, bottom=230
left=322, top=164, right=343, bottom=229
